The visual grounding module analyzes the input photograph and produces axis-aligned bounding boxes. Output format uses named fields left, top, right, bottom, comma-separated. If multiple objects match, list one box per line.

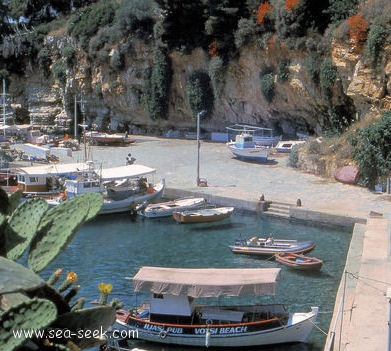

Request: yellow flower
left=66, top=272, right=78, bottom=283
left=55, top=268, right=63, bottom=276
left=98, top=283, right=113, bottom=294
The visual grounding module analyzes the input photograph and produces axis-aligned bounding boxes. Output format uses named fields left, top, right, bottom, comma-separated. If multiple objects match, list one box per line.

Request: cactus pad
left=7, top=189, right=24, bottom=214
left=0, top=187, right=9, bottom=214
left=53, top=306, right=116, bottom=349
left=0, top=297, right=57, bottom=351
left=5, top=197, right=49, bottom=260
left=0, top=256, right=45, bottom=294
left=81, top=192, right=104, bottom=221
left=27, top=195, right=91, bottom=272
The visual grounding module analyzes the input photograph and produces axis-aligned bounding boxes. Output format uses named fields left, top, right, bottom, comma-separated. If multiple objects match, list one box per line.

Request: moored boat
left=15, top=161, right=165, bottom=215
left=275, top=252, right=323, bottom=270
left=108, top=266, right=319, bottom=349
left=229, top=236, right=316, bottom=257
left=139, top=197, right=206, bottom=218
left=226, top=124, right=282, bottom=146
left=172, top=206, right=234, bottom=223
left=226, top=133, right=269, bottom=162
left=85, top=131, right=135, bottom=145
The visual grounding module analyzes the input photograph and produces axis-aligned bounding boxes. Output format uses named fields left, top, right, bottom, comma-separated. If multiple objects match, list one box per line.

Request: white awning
left=130, top=266, right=281, bottom=298
left=100, top=165, right=156, bottom=180
left=16, top=163, right=86, bottom=176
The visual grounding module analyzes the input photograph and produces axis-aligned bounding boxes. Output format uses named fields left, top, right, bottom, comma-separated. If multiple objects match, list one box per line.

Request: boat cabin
left=234, top=133, right=256, bottom=148
left=14, top=163, right=85, bottom=194
left=129, top=266, right=281, bottom=325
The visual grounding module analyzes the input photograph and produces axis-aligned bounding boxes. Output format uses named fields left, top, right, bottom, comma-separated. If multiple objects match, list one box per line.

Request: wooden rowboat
left=172, top=206, right=234, bottom=223
left=275, top=252, right=323, bottom=270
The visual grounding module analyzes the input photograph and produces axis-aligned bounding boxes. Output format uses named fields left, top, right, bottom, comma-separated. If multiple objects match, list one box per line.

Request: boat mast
left=2, top=79, right=6, bottom=136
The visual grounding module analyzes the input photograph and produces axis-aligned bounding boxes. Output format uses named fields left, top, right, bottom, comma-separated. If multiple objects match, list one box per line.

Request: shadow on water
left=188, top=222, right=246, bottom=232
left=113, top=338, right=312, bottom=351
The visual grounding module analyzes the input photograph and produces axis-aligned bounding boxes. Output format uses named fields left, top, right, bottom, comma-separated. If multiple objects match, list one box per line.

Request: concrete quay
left=18, top=135, right=391, bottom=351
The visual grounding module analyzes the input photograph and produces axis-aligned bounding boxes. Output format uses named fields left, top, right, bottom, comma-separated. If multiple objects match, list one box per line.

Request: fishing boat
left=226, top=133, right=269, bottom=162
left=228, top=236, right=316, bottom=257
left=172, top=206, right=234, bottom=224
left=275, top=253, right=323, bottom=270
left=138, top=197, right=206, bottom=218
left=58, top=162, right=165, bottom=215
left=107, top=266, right=319, bottom=349
left=85, top=131, right=135, bottom=145
left=15, top=161, right=165, bottom=215
left=226, top=124, right=282, bottom=146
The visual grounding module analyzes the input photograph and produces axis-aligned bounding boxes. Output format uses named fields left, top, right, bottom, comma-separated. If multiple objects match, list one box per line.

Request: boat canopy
left=101, top=165, right=156, bottom=180
left=130, top=266, right=281, bottom=298
left=16, top=163, right=86, bottom=176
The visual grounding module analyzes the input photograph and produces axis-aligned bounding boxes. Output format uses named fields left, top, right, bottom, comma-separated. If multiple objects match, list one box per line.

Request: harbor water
left=42, top=211, right=351, bottom=351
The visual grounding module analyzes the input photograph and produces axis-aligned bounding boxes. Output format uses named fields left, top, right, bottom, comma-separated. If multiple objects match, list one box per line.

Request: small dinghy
left=275, top=252, right=323, bottom=270
left=172, top=206, right=234, bottom=223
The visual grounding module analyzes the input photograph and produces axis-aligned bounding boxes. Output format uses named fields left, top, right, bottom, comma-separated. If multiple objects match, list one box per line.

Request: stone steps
left=264, top=201, right=293, bottom=219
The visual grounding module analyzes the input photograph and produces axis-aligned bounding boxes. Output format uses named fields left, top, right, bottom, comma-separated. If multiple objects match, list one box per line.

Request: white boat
left=275, top=140, right=306, bottom=153
left=108, top=266, right=319, bottom=348
left=226, top=133, right=269, bottom=162
left=15, top=161, right=165, bottom=215
left=172, top=206, right=234, bottom=223
left=60, top=163, right=165, bottom=215
left=226, top=124, right=282, bottom=146
left=139, top=197, right=206, bottom=218
left=85, top=131, right=135, bottom=145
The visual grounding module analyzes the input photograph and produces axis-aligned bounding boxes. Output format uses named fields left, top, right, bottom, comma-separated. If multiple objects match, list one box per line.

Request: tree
left=352, top=111, right=391, bottom=188
left=186, top=70, right=214, bottom=119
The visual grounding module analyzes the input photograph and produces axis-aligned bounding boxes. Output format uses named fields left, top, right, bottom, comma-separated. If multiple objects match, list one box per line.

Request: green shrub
left=186, top=70, right=214, bottom=119
left=115, top=0, right=157, bottom=39
left=145, top=47, right=172, bottom=120
left=110, top=50, right=124, bottom=72
left=208, top=56, right=225, bottom=99
left=52, top=60, right=67, bottom=85
left=67, top=1, right=118, bottom=50
left=277, top=59, right=290, bottom=83
left=327, top=105, right=355, bottom=134
left=259, top=71, right=275, bottom=103
left=61, top=45, right=76, bottom=67
left=37, top=48, right=52, bottom=79
left=365, top=23, right=388, bottom=69
left=319, top=58, right=337, bottom=99
left=234, top=18, right=257, bottom=49
left=352, top=111, right=391, bottom=188
left=288, top=146, right=299, bottom=168
left=304, top=54, right=320, bottom=84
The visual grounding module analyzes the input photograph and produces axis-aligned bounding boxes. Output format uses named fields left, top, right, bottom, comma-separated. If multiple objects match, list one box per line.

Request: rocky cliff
left=6, top=34, right=391, bottom=138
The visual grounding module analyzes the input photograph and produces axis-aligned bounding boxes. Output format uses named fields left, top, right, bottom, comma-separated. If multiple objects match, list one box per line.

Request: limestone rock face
left=6, top=35, right=391, bottom=137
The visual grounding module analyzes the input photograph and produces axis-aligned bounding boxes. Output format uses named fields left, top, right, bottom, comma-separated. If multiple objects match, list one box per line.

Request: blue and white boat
left=226, top=133, right=269, bottom=162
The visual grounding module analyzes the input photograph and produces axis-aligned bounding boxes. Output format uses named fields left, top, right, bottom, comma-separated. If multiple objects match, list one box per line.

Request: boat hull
left=275, top=253, right=323, bottom=270
left=140, top=197, right=206, bottom=218
left=172, top=207, right=234, bottom=223
left=227, top=143, right=268, bottom=162
left=229, top=239, right=316, bottom=257
left=114, top=307, right=318, bottom=348
left=99, top=181, right=165, bottom=215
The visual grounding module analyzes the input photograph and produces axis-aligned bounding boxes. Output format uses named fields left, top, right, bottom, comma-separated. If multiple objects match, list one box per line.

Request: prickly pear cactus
left=28, top=194, right=99, bottom=273
left=0, top=188, right=117, bottom=351
left=0, top=297, right=57, bottom=351
left=4, top=197, right=49, bottom=261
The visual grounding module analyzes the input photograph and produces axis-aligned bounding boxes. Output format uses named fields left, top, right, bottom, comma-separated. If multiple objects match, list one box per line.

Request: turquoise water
left=42, top=212, right=351, bottom=351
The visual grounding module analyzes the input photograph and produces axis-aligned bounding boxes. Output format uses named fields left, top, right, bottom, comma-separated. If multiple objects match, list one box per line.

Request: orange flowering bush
left=286, top=0, right=299, bottom=12
left=349, top=13, right=368, bottom=50
left=256, top=2, right=272, bottom=24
